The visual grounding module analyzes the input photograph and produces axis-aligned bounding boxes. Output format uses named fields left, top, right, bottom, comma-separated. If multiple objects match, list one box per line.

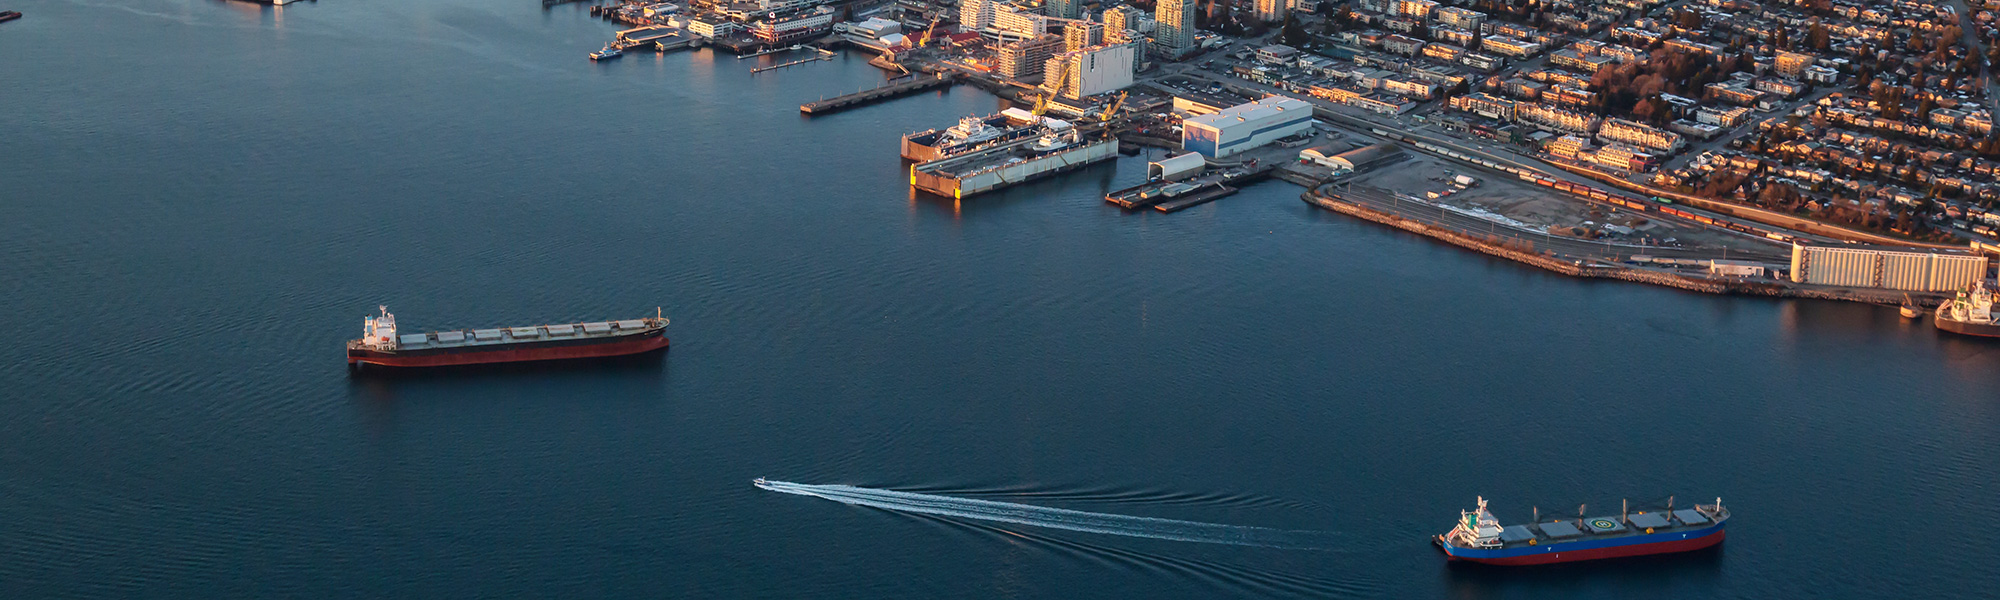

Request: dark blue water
left=5, top=1, right=1998, bottom=597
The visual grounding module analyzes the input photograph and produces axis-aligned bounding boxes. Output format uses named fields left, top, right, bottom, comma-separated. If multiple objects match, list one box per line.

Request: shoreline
left=1299, top=188, right=1945, bottom=308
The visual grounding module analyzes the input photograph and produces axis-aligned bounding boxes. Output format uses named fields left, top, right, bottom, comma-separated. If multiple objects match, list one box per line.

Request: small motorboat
left=590, top=44, right=623, bottom=61
left=752, top=477, right=770, bottom=487
left=1901, top=294, right=1922, bottom=319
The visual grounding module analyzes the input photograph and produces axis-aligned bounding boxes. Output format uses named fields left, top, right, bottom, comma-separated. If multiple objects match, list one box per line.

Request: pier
left=613, top=25, right=683, bottom=49
left=1152, top=185, right=1242, bottom=213
left=800, top=73, right=959, bottom=115
left=1105, top=164, right=1274, bottom=212
left=748, top=46, right=837, bottom=74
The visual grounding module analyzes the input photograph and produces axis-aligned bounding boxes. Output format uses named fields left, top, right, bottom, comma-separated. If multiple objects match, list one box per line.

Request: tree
left=1809, top=23, right=1829, bottom=52
left=1280, top=14, right=1308, bottom=47
left=1632, top=97, right=1666, bottom=123
left=1676, top=10, right=1702, bottom=30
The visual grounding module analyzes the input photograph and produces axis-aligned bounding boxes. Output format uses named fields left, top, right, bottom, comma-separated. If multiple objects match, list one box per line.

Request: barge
left=346, top=306, right=669, bottom=369
left=1436, top=496, right=1728, bottom=566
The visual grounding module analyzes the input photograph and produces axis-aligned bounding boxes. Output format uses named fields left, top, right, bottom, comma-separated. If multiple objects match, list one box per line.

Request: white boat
left=1027, top=129, right=1078, bottom=153
left=590, top=45, right=623, bottom=61
left=939, top=116, right=1005, bottom=146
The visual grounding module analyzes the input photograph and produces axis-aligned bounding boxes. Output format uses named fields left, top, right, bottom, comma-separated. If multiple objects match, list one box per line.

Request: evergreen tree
left=1280, top=15, right=1309, bottom=47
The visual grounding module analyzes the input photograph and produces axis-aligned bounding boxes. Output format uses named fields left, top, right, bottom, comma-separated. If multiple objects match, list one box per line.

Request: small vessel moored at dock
left=590, top=44, right=624, bottom=61
left=347, top=306, right=668, bottom=369
left=1935, top=283, right=2000, bottom=337
left=1901, top=294, right=1923, bottom=319
left=1435, top=496, right=1728, bottom=566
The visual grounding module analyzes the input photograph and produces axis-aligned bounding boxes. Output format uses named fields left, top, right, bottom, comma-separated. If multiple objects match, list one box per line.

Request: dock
left=739, top=45, right=809, bottom=59
left=910, top=131, right=1120, bottom=199
left=1105, top=164, right=1274, bottom=212
left=613, top=25, right=683, bottom=49
left=749, top=46, right=836, bottom=73
left=1152, top=185, right=1241, bottom=213
left=800, top=73, right=959, bottom=115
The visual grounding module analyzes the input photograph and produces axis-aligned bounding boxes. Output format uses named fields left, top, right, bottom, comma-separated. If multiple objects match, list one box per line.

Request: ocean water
left=3, top=1, right=1998, bottom=598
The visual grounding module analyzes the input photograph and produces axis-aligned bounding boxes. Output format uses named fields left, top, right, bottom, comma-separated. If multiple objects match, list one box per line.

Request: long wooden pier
left=799, top=73, right=959, bottom=115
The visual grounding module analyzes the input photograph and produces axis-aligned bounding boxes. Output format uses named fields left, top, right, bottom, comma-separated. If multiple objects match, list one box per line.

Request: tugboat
left=590, top=44, right=623, bottom=61
left=1935, top=282, right=2000, bottom=337
left=1435, top=496, right=1728, bottom=565
left=347, top=306, right=668, bottom=369
left=1900, top=294, right=1923, bottom=319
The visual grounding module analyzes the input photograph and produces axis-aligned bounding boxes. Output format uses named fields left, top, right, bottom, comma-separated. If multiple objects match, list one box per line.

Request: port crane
left=1097, top=91, right=1127, bottom=123
left=916, top=16, right=943, bottom=48
left=1030, top=58, right=1073, bottom=117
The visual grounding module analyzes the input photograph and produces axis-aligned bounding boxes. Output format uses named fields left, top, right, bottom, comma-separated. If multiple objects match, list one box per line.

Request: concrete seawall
left=1301, top=191, right=1938, bottom=305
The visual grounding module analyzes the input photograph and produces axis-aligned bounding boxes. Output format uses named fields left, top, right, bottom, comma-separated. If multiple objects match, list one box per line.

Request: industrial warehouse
left=1788, top=243, right=1990, bottom=293
left=1181, top=97, right=1313, bottom=159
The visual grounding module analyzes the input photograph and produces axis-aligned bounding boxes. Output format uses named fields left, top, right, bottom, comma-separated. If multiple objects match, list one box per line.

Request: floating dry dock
left=909, top=130, right=1119, bottom=199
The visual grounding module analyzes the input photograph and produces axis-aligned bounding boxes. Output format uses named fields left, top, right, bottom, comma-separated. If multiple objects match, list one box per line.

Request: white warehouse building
left=1789, top=242, right=1989, bottom=292
left=1181, top=96, right=1314, bottom=158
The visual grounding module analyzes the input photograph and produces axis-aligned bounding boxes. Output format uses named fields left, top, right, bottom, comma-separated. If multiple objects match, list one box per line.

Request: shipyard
left=20, top=0, right=2000, bottom=597
left=548, top=0, right=2000, bottom=330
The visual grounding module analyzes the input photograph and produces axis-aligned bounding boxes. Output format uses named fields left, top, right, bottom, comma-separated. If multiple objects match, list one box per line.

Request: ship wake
left=756, top=480, right=1334, bottom=549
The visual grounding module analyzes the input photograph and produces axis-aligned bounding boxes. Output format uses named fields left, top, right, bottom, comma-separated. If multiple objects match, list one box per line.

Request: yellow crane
left=917, top=17, right=943, bottom=48
left=1032, top=57, right=1072, bottom=116
left=1097, top=91, right=1127, bottom=123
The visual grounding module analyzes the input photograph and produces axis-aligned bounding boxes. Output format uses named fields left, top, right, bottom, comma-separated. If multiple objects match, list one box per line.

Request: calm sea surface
left=4, top=1, right=1998, bottom=598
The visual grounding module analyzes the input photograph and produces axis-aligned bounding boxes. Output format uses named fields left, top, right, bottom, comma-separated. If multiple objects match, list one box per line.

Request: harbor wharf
left=611, top=25, right=683, bottom=49
left=1301, top=187, right=1947, bottom=306
left=800, top=73, right=959, bottom=115
left=1153, top=167, right=1275, bottom=213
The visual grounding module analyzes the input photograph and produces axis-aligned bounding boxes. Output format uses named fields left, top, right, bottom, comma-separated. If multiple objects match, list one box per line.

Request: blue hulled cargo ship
left=1435, top=497, right=1728, bottom=566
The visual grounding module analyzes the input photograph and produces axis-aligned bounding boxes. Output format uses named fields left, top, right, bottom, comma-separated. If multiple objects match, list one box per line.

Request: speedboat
left=752, top=477, right=770, bottom=487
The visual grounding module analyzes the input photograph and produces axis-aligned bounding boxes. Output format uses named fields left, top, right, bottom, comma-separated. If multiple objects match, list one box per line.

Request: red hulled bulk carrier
left=346, top=306, right=668, bottom=369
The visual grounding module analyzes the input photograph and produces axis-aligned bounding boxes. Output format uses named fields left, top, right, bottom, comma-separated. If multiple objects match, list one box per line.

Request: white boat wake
left=756, top=479, right=1332, bottom=549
